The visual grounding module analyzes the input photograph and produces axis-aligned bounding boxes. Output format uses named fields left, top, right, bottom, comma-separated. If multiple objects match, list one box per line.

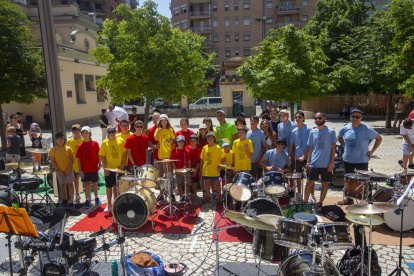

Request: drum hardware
left=346, top=201, right=397, bottom=276
left=118, top=225, right=127, bottom=276
left=154, top=158, right=179, bottom=164
left=220, top=164, right=233, bottom=215
left=175, top=167, right=194, bottom=215
left=285, top=171, right=303, bottom=203
left=32, top=168, right=55, bottom=215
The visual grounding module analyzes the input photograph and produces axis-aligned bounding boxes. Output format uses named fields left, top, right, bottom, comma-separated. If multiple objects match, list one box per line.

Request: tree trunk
left=289, top=102, right=295, bottom=121
left=0, top=104, right=6, bottom=151
left=143, top=102, right=150, bottom=129
left=385, top=92, right=393, bottom=128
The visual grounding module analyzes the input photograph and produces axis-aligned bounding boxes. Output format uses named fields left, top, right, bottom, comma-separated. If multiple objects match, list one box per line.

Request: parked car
left=152, top=98, right=165, bottom=108
left=122, top=99, right=148, bottom=120
left=189, top=97, right=222, bottom=110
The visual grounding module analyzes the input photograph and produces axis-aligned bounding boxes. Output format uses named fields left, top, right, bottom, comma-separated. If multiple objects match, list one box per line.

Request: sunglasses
left=72, top=128, right=80, bottom=131
left=135, top=125, right=144, bottom=128
left=351, top=115, right=362, bottom=119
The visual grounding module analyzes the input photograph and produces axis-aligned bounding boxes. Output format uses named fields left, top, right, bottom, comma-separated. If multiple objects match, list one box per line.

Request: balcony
left=275, top=21, right=302, bottom=27
left=189, top=10, right=211, bottom=18
left=275, top=4, right=301, bottom=14
left=190, top=25, right=212, bottom=33
left=189, top=0, right=211, bottom=3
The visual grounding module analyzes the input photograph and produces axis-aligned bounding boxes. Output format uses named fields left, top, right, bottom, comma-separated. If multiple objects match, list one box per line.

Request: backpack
left=337, top=246, right=381, bottom=276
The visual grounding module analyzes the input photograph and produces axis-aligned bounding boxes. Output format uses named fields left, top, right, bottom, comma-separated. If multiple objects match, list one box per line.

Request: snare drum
left=262, top=171, right=286, bottom=196
left=229, top=172, right=255, bottom=202
left=138, top=164, right=159, bottom=188
left=113, top=188, right=156, bottom=229
left=223, top=183, right=243, bottom=211
left=119, top=176, right=137, bottom=194
left=316, top=223, right=352, bottom=250
left=274, top=218, right=314, bottom=249
left=344, top=173, right=369, bottom=199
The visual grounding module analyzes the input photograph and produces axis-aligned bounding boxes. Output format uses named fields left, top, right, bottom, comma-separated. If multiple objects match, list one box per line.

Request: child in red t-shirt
left=175, top=118, right=194, bottom=145
left=125, top=120, right=148, bottom=167
left=171, top=135, right=190, bottom=202
left=185, top=134, right=201, bottom=199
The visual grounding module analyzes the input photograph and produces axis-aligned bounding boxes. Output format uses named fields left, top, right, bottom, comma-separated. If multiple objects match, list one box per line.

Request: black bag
left=321, top=205, right=346, bottom=222
left=337, top=246, right=381, bottom=276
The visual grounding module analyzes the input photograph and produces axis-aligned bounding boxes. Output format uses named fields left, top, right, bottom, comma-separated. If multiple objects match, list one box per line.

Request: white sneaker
left=75, top=194, right=81, bottom=204
left=104, top=204, right=111, bottom=212
left=310, top=194, right=317, bottom=204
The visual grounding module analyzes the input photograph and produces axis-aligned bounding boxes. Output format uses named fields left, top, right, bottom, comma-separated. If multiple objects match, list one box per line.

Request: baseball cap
left=206, top=132, right=215, bottom=138
left=72, top=124, right=81, bottom=130
left=107, top=126, right=117, bottom=133
left=81, top=126, right=91, bottom=133
left=222, top=142, right=230, bottom=147
left=279, top=109, right=289, bottom=115
left=199, top=123, right=207, bottom=129
left=176, top=135, right=185, bottom=142
left=190, top=134, right=198, bottom=140
left=216, top=110, right=226, bottom=116
left=350, top=108, right=363, bottom=115
left=159, top=114, right=169, bottom=120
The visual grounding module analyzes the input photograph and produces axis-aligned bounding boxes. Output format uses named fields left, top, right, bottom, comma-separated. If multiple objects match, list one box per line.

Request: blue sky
left=150, top=0, right=171, bottom=18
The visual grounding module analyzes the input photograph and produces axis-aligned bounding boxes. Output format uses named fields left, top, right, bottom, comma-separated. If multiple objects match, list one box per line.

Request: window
left=302, top=15, right=308, bottom=21
left=234, top=16, right=239, bottom=26
left=85, top=75, right=95, bottom=91
left=302, top=0, right=308, bottom=6
left=212, top=3, right=217, bottom=12
left=243, top=17, right=250, bottom=26
left=225, top=18, right=230, bottom=27
left=66, top=91, right=72, bottom=98
left=210, top=98, right=222, bottom=104
left=234, top=47, right=240, bottom=57
left=213, top=49, right=219, bottom=58
left=234, top=0, right=238, bottom=10
left=212, top=20, right=218, bottom=27
left=74, top=74, right=86, bottom=104
left=225, top=49, right=231, bottom=57
left=266, top=17, right=273, bottom=24
left=195, top=98, right=207, bottom=105
left=243, top=0, right=250, bottom=9
left=173, top=9, right=179, bottom=16
left=96, top=76, right=106, bottom=102
left=243, top=33, right=250, bottom=41
left=212, top=34, right=218, bottom=42
left=234, top=33, right=239, bottom=41
left=181, top=5, right=187, bottom=14
left=225, top=34, right=231, bottom=42
left=266, top=0, right=273, bottom=8
left=284, top=15, right=291, bottom=23
left=181, top=20, right=187, bottom=29
left=243, top=48, right=251, bottom=56
left=224, top=1, right=230, bottom=11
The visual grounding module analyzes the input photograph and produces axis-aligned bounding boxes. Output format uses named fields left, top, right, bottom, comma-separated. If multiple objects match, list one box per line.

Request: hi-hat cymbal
left=346, top=212, right=384, bottom=226
left=354, top=170, right=388, bottom=179
left=120, top=176, right=136, bottom=181
left=285, top=172, right=302, bottom=179
left=175, top=168, right=195, bottom=174
left=25, top=148, right=50, bottom=154
left=218, top=164, right=237, bottom=171
left=345, top=202, right=397, bottom=215
left=5, top=163, right=33, bottom=169
left=33, top=169, right=50, bottom=175
left=224, top=210, right=275, bottom=231
left=106, top=168, right=127, bottom=174
left=154, top=158, right=179, bottom=164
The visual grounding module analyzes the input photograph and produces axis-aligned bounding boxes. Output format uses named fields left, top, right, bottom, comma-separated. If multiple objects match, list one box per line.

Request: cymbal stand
left=37, top=172, right=55, bottom=215
left=182, top=170, right=194, bottom=215
left=360, top=225, right=365, bottom=276
left=159, top=163, right=178, bottom=218
left=220, top=167, right=230, bottom=216
left=118, top=225, right=127, bottom=276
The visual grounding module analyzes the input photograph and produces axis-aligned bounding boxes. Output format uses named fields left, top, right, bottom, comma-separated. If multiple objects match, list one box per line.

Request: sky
left=150, top=0, right=171, bottom=18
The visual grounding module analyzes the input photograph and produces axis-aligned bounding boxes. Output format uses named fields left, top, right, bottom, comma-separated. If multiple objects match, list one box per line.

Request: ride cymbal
left=26, top=148, right=50, bottom=154
left=5, top=163, right=33, bottom=169
left=154, top=159, right=179, bottom=163
left=224, top=210, right=275, bottom=231
left=106, top=168, right=127, bottom=174
left=346, top=212, right=384, bottom=226
left=175, top=168, right=195, bottom=174
left=345, top=202, right=397, bottom=215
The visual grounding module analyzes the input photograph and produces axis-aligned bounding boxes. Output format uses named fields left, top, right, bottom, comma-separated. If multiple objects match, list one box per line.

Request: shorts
left=202, top=176, right=219, bottom=181
left=307, top=167, right=332, bottom=182
left=395, top=113, right=405, bottom=120
left=81, top=172, right=99, bottom=183
left=6, top=154, right=20, bottom=162
left=344, top=162, right=368, bottom=174
left=104, top=171, right=117, bottom=188
left=292, top=160, right=306, bottom=176
left=402, top=144, right=414, bottom=156
left=57, top=171, right=75, bottom=184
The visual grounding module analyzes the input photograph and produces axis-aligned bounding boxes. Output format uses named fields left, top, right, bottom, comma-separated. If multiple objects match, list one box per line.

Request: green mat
left=33, top=172, right=108, bottom=196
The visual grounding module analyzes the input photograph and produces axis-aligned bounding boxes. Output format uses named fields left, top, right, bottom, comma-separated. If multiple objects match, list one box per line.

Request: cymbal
left=285, top=172, right=302, bottom=179
left=155, top=158, right=179, bottom=164
left=106, top=168, right=127, bottom=174
left=218, top=164, right=237, bottom=171
left=175, top=168, right=195, bottom=174
left=346, top=212, right=384, bottom=226
left=224, top=210, right=275, bottom=231
left=33, top=169, right=50, bottom=175
left=25, top=148, right=49, bottom=154
left=354, top=170, right=388, bottom=179
left=5, top=163, right=33, bottom=169
left=345, top=202, right=397, bottom=215
left=120, top=176, right=136, bottom=181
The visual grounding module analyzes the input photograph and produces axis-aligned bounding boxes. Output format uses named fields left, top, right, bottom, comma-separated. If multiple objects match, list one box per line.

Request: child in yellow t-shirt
left=232, top=127, right=253, bottom=172
left=200, top=133, right=224, bottom=202
left=220, top=141, right=234, bottom=184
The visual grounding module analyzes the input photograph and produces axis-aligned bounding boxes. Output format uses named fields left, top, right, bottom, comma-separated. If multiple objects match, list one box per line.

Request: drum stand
left=159, top=164, right=178, bottom=218
left=220, top=167, right=230, bottom=216
left=181, top=170, right=194, bottom=215
left=389, top=199, right=409, bottom=276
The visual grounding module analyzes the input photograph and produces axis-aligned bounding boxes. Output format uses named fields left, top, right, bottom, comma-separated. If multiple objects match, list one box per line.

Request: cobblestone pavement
left=2, top=113, right=413, bottom=275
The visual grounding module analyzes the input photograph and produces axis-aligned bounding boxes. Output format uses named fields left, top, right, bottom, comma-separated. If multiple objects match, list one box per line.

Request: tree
left=91, top=0, right=215, bottom=126
left=0, top=0, right=46, bottom=150
left=239, top=25, right=333, bottom=106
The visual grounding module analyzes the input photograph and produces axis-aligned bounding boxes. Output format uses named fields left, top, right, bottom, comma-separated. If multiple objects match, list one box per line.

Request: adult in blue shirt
left=277, top=109, right=296, bottom=152
left=337, top=108, right=382, bottom=205
left=247, top=115, right=266, bottom=179
left=305, top=112, right=337, bottom=209
left=288, top=111, right=311, bottom=194
left=259, top=139, right=288, bottom=172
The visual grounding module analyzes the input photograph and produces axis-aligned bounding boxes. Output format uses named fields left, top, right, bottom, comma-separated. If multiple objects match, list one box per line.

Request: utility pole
left=38, top=0, right=66, bottom=139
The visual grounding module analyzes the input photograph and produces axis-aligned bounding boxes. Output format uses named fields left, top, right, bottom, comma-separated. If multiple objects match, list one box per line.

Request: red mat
left=213, top=204, right=252, bottom=243
left=69, top=203, right=201, bottom=234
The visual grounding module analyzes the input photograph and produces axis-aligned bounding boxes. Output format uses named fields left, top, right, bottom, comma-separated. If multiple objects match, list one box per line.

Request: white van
left=189, top=97, right=222, bottom=110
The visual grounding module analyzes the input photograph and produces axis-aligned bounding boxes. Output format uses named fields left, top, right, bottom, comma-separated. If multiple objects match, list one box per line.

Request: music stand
left=0, top=206, right=38, bottom=276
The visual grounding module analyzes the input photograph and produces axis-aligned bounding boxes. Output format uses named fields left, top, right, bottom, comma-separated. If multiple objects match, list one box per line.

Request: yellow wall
left=220, top=84, right=255, bottom=116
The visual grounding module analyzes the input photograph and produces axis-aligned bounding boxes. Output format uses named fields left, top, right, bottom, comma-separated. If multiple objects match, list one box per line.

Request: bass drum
left=42, top=262, right=66, bottom=276
left=384, top=199, right=414, bottom=231
left=277, top=252, right=340, bottom=276
left=243, top=198, right=282, bottom=234
left=113, top=188, right=156, bottom=229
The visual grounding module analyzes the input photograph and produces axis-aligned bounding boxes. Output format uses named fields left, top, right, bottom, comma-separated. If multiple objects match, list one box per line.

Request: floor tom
left=138, top=164, right=159, bottom=188
left=229, top=172, right=255, bottom=202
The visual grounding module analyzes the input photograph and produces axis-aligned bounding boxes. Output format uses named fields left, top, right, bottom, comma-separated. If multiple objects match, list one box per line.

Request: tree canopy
left=91, top=0, right=215, bottom=114
left=0, top=0, right=46, bottom=149
left=239, top=25, right=332, bottom=103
